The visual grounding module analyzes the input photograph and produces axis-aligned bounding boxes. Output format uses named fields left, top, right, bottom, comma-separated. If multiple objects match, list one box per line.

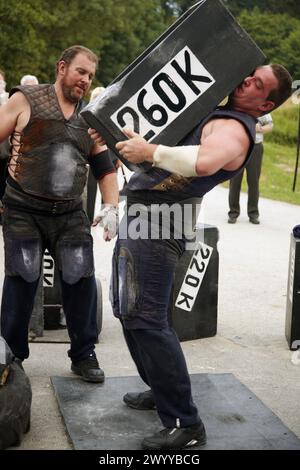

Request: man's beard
left=61, top=82, right=83, bottom=104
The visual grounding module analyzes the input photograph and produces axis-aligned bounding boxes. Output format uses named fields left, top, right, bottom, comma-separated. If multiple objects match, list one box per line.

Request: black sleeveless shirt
left=125, top=107, right=256, bottom=204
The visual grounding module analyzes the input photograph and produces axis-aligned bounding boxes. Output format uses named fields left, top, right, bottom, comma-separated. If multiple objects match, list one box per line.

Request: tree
left=96, top=0, right=168, bottom=85
left=224, top=0, right=300, bottom=18
left=0, top=0, right=298, bottom=90
left=32, top=0, right=170, bottom=85
left=0, top=0, right=172, bottom=87
left=0, top=0, right=52, bottom=87
left=280, top=29, right=300, bottom=79
left=237, top=8, right=300, bottom=77
left=161, top=0, right=196, bottom=16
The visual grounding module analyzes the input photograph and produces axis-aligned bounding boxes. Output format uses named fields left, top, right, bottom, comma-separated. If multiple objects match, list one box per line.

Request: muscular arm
left=98, top=171, right=119, bottom=206
left=0, top=92, right=29, bottom=142
left=115, top=119, right=250, bottom=176
left=85, top=129, right=119, bottom=205
left=195, top=119, right=250, bottom=175
left=87, top=134, right=119, bottom=241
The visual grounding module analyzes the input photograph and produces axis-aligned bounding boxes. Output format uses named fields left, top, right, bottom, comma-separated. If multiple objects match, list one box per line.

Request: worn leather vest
left=127, top=108, right=256, bottom=198
left=9, top=84, right=93, bottom=200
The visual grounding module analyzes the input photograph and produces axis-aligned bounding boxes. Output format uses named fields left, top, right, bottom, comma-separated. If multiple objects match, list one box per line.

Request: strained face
left=232, top=66, right=278, bottom=115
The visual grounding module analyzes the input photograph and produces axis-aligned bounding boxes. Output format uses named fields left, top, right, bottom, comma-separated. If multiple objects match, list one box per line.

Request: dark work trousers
left=0, top=273, right=98, bottom=362
left=112, top=212, right=201, bottom=429
left=0, top=184, right=98, bottom=362
left=122, top=325, right=200, bottom=428
left=228, top=142, right=263, bottom=220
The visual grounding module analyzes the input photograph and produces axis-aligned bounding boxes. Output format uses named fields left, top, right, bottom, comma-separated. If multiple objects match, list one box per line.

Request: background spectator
left=228, top=113, right=273, bottom=224
left=20, top=75, right=39, bottom=86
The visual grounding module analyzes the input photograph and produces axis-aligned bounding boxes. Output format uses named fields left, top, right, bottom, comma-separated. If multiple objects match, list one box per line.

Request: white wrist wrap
left=94, top=204, right=119, bottom=239
left=153, top=145, right=198, bottom=177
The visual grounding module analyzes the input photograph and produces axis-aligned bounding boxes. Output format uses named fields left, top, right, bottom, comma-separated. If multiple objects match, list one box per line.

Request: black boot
left=123, top=390, right=156, bottom=410
left=142, top=421, right=206, bottom=450
left=71, top=353, right=105, bottom=383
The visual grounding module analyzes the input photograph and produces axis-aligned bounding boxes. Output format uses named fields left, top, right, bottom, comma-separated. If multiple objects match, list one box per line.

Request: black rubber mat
left=51, top=373, right=300, bottom=450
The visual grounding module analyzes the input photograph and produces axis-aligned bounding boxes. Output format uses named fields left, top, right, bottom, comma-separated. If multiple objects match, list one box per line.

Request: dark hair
left=267, top=64, right=293, bottom=110
left=56, top=45, right=99, bottom=75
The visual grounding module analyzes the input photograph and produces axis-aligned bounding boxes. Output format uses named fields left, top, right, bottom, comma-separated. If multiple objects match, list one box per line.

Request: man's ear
left=259, top=100, right=275, bottom=113
left=57, top=60, right=67, bottom=76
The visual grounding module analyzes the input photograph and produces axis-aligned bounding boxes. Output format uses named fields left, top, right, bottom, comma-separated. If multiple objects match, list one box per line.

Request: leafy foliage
left=237, top=8, right=300, bottom=77
left=224, top=0, right=300, bottom=18
left=0, top=0, right=172, bottom=88
left=0, top=0, right=298, bottom=89
left=0, top=0, right=52, bottom=86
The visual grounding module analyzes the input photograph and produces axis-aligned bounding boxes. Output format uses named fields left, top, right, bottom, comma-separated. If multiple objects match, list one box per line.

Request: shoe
left=71, top=353, right=105, bottom=383
left=228, top=216, right=237, bottom=224
left=123, top=390, right=156, bottom=410
left=249, top=217, right=260, bottom=224
left=141, top=421, right=207, bottom=450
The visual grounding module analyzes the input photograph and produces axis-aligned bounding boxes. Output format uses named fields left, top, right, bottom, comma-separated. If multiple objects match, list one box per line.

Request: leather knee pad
left=4, top=237, right=41, bottom=282
left=110, top=245, right=139, bottom=318
left=57, top=239, right=94, bottom=285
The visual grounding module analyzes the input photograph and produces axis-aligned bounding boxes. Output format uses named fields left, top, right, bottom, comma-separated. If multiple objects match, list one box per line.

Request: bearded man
left=0, top=46, right=119, bottom=382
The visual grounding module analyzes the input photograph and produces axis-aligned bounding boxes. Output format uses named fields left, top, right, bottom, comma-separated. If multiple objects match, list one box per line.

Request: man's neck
left=224, top=99, right=258, bottom=118
left=54, top=82, right=77, bottom=120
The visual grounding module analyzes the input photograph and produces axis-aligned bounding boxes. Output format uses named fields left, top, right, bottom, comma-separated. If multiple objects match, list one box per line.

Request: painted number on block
left=175, top=241, right=213, bottom=312
left=43, top=249, right=55, bottom=287
left=111, top=46, right=215, bottom=141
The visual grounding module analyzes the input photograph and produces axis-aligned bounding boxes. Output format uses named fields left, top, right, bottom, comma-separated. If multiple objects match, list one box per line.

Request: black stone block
left=81, top=0, right=265, bottom=171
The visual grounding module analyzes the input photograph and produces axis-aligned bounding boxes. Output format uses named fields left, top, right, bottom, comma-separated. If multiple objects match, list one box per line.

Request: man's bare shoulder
left=0, top=91, right=30, bottom=120
left=0, top=90, right=31, bottom=138
left=209, top=116, right=249, bottom=132
left=202, top=117, right=250, bottom=143
left=7, top=90, right=30, bottom=109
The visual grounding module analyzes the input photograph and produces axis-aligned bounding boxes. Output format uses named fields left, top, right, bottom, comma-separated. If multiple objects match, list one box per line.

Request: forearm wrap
left=153, top=145, right=198, bottom=177
left=88, top=150, right=116, bottom=180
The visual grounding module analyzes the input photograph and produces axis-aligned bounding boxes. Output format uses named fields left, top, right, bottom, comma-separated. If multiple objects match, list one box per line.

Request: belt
left=3, top=183, right=82, bottom=215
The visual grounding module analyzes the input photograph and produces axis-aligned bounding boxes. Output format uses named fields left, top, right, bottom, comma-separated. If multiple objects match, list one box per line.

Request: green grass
left=223, top=100, right=300, bottom=206
left=265, top=102, right=299, bottom=147
left=260, top=141, right=299, bottom=204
